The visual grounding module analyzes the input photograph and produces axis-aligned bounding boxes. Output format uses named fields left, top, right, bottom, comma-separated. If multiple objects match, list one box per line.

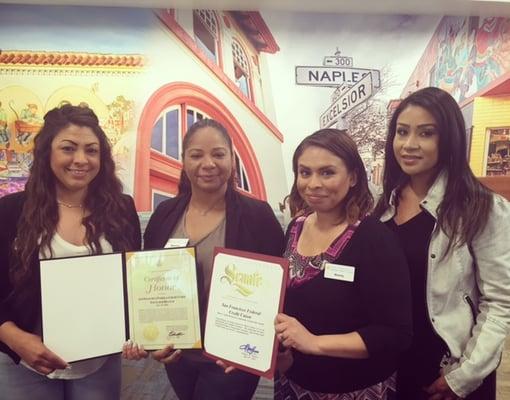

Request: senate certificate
left=204, top=248, right=288, bottom=378
left=125, top=247, right=201, bottom=350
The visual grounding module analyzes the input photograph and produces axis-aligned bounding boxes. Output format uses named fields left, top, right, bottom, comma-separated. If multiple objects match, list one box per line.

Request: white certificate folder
left=39, top=247, right=201, bottom=363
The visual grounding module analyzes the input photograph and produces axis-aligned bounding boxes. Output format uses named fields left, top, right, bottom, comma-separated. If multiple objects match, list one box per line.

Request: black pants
left=165, top=354, right=259, bottom=400
left=396, top=371, right=496, bottom=400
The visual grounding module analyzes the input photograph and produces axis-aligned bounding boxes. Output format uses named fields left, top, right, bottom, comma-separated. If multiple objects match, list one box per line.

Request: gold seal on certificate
left=204, top=248, right=288, bottom=378
left=125, top=247, right=202, bottom=350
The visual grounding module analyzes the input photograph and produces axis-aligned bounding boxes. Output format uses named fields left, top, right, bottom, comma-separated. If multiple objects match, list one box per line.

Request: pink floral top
left=284, top=214, right=359, bottom=289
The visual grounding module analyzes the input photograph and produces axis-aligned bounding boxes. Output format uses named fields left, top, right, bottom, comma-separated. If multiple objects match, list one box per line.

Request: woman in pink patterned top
left=274, top=129, right=412, bottom=400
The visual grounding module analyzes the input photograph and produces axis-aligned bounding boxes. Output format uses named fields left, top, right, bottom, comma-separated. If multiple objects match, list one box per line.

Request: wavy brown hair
left=373, top=87, right=493, bottom=255
left=12, top=105, right=136, bottom=286
left=289, top=129, right=374, bottom=223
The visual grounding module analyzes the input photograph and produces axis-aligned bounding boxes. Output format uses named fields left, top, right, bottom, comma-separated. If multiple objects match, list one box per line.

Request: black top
left=386, top=211, right=448, bottom=398
left=143, top=188, right=284, bottom=257
left=0, top=190, right=142, bottom=363
left=143, top=188, right=285, bottom=328
left=283, top=216, right=413, bottom=393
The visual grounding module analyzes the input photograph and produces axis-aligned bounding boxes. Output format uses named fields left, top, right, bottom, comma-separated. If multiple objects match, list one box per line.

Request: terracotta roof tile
left=0, top=50, right=145, bottom=68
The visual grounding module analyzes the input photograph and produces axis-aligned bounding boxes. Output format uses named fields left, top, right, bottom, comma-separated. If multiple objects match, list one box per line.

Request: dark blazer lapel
left=224, top=188, right=240, bottom=249
left=147, top=194, right=190, bottom=249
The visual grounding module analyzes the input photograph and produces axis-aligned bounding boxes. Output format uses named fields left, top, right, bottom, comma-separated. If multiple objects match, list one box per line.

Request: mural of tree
left=347, top=99, right=387, bottom=158
left=345, top=66, right=397, bottom=159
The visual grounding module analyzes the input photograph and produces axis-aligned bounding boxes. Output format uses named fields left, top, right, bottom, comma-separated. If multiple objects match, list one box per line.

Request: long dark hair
left=373, top=87, right=493, bottom=254
left=177, top=118, right=235, bottom=195
left=289, top=129, right=373, bottom=223
left=12, top=104, right=136, bottom=285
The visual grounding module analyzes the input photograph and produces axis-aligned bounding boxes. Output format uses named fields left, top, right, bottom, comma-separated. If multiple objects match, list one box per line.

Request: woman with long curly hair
left=0, top=104, right=141, bottom=399
left=374, top=87, right=510, bottom=399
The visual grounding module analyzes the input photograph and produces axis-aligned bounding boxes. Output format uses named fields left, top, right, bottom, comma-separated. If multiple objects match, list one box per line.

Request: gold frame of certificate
left=125, top=247, right=201, bottom=350
left=39, top=247, right=201, bottom=363
left=203, top=247, right=289, bottom=379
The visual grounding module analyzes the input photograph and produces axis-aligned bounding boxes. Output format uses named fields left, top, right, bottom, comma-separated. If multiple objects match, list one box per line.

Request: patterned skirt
left=275, top=373, right=396, bottom=400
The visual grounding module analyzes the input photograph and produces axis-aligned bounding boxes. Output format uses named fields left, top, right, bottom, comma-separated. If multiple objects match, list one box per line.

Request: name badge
left=324, top=263, right=355, bottom=282
left=164, top=238, right=189, bottom=248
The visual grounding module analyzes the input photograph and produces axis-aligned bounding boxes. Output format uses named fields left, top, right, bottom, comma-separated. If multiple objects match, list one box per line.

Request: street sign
left=320, top=73, right=373, bottom=129
left=296, top=66, right=380, bottom=88
left=331, top=84, right=350, bottom=103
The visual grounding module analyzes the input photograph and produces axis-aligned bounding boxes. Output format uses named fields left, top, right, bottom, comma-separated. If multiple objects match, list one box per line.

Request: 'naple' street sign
left=296, top=66, right=381, bottom=88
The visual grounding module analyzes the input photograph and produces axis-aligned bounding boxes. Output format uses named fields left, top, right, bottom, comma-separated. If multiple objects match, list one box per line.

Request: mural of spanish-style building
left=0, top=5, right=288, bottom=213
left=136, top=9, right=284, bottom=211
left=401, top=16, right=510, bottom=178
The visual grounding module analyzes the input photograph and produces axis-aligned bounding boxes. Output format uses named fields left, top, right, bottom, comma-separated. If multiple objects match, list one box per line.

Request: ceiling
left=2, top=0, right=510, bottom=16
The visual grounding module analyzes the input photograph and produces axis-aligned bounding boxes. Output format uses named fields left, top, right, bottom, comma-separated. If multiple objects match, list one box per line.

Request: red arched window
left=135, top=82, right=265, bottom=211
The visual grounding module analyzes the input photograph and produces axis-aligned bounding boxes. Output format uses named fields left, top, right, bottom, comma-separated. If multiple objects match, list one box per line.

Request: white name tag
left=324, top=263, right=355, bottom=282
left=164, top=238, right=189, bottom=248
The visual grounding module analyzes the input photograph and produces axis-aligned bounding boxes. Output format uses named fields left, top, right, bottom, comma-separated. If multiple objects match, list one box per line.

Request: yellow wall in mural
left=470, top=95, right=510, bottom=176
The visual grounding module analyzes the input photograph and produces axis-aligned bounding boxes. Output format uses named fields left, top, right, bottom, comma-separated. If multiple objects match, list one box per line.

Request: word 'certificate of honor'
left=204, top=248, right=288, bottom=378
left=126, top=247, right=201, bottom=350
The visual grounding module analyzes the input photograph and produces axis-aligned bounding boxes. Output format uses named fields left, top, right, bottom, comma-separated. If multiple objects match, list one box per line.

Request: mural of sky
left=0, top=4, right=154, bottom=53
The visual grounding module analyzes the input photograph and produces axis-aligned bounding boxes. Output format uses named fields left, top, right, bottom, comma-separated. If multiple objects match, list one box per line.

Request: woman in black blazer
left=124, top=118, right=284, bottom=400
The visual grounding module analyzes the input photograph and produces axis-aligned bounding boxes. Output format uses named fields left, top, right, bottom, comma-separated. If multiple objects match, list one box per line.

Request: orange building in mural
left=135, top=10, right=283, bottom=211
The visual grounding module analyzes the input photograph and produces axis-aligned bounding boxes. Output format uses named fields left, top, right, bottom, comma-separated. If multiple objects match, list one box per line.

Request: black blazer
left=144, top=188, right=284, bottom=258
left=0, top=191, right=142, bottom=362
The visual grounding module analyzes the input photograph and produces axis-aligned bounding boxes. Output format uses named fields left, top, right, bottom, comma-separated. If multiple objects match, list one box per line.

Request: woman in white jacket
left=374, top=87, right=510, bottom=400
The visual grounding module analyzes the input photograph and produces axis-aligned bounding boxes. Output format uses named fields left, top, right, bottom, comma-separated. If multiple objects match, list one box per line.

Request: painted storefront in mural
left=1, top=6, right=510, bottom=211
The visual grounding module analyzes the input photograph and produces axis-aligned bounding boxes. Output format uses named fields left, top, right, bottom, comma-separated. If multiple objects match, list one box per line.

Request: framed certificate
left=39, top=247, right=201, bottom=363
left=203, top=247, right=288, bottom=379
left=125, top=248, right=201, bottom=350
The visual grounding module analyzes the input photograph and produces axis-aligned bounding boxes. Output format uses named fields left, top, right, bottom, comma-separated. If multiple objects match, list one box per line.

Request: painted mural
left=402, top=16, right=510, bottom=176
left=487, top=128, right=510, bottom=176
left=403, top=16, right=510, bottom=101
left=0, top=6, right=287, bottom=211
left=0, top=73, right=138, bottom=196
left=1, top=5, right=510, bottom=210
